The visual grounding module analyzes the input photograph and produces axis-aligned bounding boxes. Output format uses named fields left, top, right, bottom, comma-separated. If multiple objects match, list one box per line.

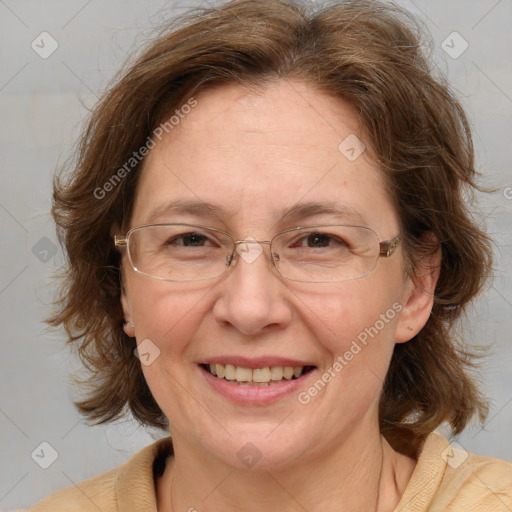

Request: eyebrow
left=280, top=201, right=367, bottom=225
left=144, top=199, right=367, bottom=226
left=145, top=200, right=229, bottom=224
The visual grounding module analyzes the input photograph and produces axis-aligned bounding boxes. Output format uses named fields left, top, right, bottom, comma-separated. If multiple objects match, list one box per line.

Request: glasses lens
left=127, top=224, right=233, bottom=281
left=273, top=225, right=380, bottom=282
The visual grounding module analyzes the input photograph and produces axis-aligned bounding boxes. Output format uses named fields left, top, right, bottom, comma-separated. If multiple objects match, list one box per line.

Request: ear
left=120, top=266, right=136, bottom=338
left=112, top=221, right=136, bottom=338
left=121, top=296, right=135, bottom=337
left=395, top=245, right=442, bottom=344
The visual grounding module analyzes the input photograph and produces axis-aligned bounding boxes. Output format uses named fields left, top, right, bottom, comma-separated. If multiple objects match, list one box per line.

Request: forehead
left=131, top=80, right=399, bottom=234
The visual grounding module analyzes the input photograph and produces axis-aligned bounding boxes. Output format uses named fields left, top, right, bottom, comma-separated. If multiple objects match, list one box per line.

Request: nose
left=212, top=241, right=292, bottom=336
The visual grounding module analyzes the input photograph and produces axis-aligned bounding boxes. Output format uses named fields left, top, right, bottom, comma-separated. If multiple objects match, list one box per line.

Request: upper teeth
left=209, top=364, right=303, bottom=383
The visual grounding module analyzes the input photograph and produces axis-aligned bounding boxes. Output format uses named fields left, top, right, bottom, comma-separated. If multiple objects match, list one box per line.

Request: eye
left=293, top=232, right=348, bottom=249
left=304, top=233, right=334, bottom=248
left=166, top=232, right=216, bottom=247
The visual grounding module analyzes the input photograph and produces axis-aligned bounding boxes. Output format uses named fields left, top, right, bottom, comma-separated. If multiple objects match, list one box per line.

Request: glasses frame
left=114, top=223, right=402, bottom=283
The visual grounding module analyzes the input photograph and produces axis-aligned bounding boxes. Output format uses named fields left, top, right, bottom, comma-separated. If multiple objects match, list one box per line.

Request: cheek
left=288, top=283, right=402, bottom=442
left=295, top=279, right=402, bottom=356
left=128, top=279, right=213, bottom=359
left=293, top=280, right=404, bottom=416
left=127, top=280, right=217, bottom=422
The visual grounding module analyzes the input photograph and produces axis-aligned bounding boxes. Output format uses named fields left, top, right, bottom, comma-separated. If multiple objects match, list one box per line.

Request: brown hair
left=50, top=0, right=492, bottom=456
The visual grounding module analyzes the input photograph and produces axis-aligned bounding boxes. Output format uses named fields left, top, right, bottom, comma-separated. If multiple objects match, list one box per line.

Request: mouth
left=199, top=363, right=316, bottom=386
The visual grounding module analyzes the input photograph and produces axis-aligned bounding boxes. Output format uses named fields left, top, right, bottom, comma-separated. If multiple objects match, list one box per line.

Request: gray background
left=0, top=0, right=511, bottom=509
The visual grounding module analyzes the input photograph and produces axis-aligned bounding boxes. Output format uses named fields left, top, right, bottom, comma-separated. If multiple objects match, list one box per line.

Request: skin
left=121, top=80, right=440, bottom=511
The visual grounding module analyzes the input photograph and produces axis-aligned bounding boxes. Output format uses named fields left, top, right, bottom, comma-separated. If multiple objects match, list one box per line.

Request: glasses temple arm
left=114, top=235, right=127, bottom=247
left=379, top=235, right=402, bottom=257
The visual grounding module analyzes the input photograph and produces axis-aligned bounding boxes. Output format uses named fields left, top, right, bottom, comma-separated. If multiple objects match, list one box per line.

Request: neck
left=157, top=425, right=416, bottom=512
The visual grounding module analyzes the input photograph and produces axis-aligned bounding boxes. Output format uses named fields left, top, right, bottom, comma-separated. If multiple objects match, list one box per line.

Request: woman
left=26, top=0, right=511, bottom=510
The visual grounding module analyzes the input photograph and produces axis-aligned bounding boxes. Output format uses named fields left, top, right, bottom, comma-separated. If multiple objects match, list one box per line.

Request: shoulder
left=435, top=440, right=512, bottom=511
left=24, top=466, right=119, bottom=512
left=23, top=436, right=173, bottom=512
left=396, top=432, right=512, bottom=512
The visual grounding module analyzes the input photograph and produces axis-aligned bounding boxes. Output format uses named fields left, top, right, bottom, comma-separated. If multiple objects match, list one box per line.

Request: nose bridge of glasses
left=233, top=239, right=272, bottom=246
left=227, top=238, right=278, bottom=271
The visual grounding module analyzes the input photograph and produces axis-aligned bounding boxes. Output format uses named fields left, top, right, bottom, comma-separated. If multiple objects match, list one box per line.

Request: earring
left=123, top=321, right=135, bottom=337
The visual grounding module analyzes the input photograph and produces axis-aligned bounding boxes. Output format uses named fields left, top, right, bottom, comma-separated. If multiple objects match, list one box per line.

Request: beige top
left=22, top=433, right=512, bottom=511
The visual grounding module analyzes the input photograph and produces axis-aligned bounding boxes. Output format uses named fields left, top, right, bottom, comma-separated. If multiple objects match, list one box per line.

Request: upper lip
left=200, top=356, right=316, bottom=369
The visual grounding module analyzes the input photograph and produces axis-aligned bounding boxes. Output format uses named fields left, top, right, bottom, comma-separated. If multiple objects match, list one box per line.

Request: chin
left=191, top=419, right=316, bottom=472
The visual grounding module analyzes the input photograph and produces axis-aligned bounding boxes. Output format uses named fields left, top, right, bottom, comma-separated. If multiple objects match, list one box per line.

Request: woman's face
left=121, top=80, right=420, bottom=469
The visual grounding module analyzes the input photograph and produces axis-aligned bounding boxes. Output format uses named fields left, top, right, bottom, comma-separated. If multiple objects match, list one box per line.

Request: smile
left=201, top=363, right=315, bottom=386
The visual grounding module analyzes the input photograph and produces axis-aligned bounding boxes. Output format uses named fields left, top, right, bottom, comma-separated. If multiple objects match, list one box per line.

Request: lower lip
left=200, top=366, right=315, bottom=405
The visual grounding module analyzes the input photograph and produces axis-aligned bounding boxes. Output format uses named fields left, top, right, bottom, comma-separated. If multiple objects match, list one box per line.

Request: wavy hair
left=49, top=0, right=492, bottom=456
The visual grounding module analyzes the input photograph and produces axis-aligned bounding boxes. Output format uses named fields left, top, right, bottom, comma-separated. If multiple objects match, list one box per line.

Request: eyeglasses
left=114, top=223, right=402, bottom=283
